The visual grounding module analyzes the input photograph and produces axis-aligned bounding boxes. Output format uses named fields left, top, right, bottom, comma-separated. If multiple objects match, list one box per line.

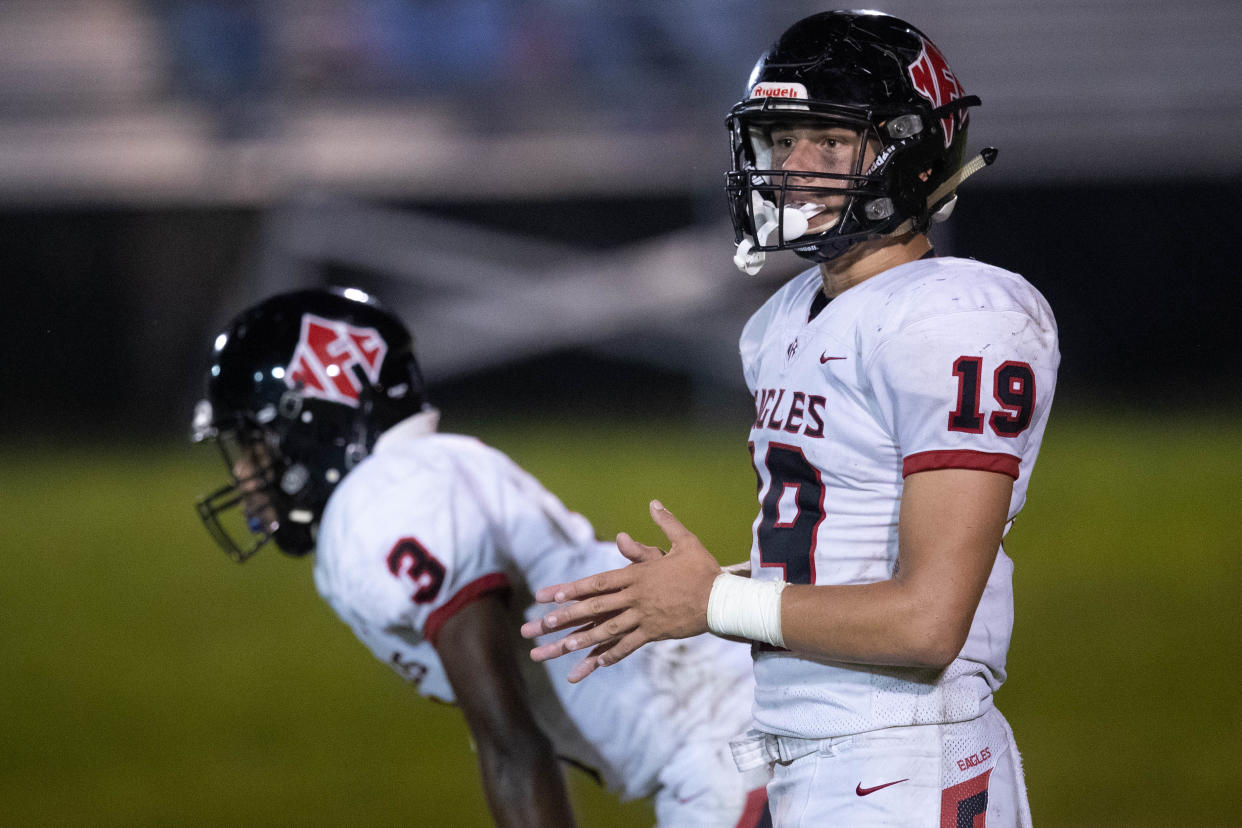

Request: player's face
left=764, top=122, right=877, bottom=233
left=231, top=442, right=279, bottom=535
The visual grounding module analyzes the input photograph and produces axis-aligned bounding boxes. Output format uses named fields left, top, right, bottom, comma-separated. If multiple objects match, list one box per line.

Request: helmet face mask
left=730, top=113, right=885, bottom=248
left=726, top=10, right=984, bottom=270
left=196, top=425, right=282, bottom=562
left=192, top=288, right=428, bottom=563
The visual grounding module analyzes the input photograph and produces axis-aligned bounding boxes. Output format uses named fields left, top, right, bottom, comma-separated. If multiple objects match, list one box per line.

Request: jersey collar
left=373, top=407, right=441, bottom=453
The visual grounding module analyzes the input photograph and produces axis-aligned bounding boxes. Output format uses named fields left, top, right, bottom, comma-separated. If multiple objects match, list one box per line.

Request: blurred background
left=1, top=1, right=1239, bottom=826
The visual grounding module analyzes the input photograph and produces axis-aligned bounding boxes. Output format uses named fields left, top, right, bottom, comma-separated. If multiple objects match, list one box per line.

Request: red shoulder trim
left=902, top=449, right=1020, bottom=480
left=424, top=573, right=511, bottom=646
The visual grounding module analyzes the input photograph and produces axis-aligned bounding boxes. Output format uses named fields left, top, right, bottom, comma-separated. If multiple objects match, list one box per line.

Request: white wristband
left=706, top=572, right=788, bottom=647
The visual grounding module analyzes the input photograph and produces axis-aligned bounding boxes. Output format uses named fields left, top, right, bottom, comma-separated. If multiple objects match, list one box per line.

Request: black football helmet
left=192, top=287, right=428, bottom=562
left=726, top=10, right=994, bottom=272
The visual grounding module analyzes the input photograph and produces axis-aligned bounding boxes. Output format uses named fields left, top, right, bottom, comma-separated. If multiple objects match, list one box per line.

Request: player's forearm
left=778, top=579, right=969, bottom=669
left=770, top=468, right=1008, bottom=669
left=477, top=748, right=576, bottom=828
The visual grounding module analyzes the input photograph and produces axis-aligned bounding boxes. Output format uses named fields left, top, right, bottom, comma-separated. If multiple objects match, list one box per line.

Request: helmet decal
left=907, top=36, right=967, bottom=148
left=286, top=313, right=388, bottom=407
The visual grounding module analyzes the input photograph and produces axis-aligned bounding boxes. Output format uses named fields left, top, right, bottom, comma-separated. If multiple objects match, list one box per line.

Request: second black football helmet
left=726, top=10, right=993, bottom=272
left=192, top=288, right=428, bottom=562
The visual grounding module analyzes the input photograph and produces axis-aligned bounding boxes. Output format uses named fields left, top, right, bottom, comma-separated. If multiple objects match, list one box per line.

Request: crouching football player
left=191, top=287, right=769, bottom=827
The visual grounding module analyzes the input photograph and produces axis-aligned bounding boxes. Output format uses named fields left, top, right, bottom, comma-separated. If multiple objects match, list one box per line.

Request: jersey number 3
left=387, top=537, right=446, bottom=604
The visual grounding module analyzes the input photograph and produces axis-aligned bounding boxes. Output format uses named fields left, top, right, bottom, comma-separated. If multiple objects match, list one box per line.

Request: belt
left=729, top=729, right=825, bottom=771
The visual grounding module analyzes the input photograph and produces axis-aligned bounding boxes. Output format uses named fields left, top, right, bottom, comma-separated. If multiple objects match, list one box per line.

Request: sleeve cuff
left=902, top=449, right=1020, bottom=480
left=424, top=573, right=511, bottom=645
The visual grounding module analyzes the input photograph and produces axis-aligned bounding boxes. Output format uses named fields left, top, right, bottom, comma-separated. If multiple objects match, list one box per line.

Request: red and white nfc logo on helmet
left=286, top=313, right=388, bottom=407
left=906, top=36, right=966, bottom=148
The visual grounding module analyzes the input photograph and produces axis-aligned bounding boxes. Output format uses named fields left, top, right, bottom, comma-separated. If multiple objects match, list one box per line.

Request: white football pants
left=741, top=706, right=1032, bottom=827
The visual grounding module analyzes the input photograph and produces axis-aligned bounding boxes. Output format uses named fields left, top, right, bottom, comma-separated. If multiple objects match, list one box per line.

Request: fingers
left=533, top=566, right=630, bottom=604
left=572, top=631, right=647, bottom=680
left=616, top=531, right=663, bottom=564
left=520, top=590, right=631, bottom=639
left=519, top=617, right=544, bottom=640
left=566, top=629, right=651, bottom=682
left=521, top=500, right=699, bottom=682
left=528, top=609, right=641, bottom=662
left=563, top=635, right=623, bottom=681
left=530, top=501, right=686, bottom=606
left=529, top=635, right=583, bottom=663
left=567, top=654, right=602, bottom=682
left=648, top=499, right=696, bottom=545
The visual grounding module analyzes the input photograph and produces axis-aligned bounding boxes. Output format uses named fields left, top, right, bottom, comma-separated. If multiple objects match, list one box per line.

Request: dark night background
left=4, top=178, right=1237, bottom=438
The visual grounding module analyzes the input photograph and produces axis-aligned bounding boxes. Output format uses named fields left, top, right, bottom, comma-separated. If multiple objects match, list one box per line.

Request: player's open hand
left=521, top=500, right=722, bottom=682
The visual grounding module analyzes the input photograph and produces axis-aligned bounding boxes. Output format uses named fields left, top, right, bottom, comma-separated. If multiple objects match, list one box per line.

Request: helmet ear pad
left=260, top=391, right=371, bottom=556
left=876, top=135, right=958, bottom=233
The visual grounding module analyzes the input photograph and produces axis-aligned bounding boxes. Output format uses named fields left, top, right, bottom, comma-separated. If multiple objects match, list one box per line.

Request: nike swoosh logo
left=856, top=779, right=909, bottom=796
left=820, top=353, right=847, bottom=363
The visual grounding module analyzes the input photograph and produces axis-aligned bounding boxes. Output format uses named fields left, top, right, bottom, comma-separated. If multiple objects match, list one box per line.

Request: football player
left=191, top=288, right=770, bottom=827
left=522, top=11, right=1059, bottom=827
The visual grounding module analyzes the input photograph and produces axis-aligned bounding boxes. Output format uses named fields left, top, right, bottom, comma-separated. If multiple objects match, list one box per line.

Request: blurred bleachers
left=2, top=0, right=1241, bottom=207
left=2, top=1, right=1240, bottom=438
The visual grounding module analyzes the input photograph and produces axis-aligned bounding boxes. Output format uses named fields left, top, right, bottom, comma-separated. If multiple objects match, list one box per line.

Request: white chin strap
left=734, top=194, right=825, bottom=276
left=889, top=148, right=999, bottom=238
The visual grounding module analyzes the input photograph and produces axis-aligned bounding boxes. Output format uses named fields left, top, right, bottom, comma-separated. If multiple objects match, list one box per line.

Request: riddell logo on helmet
left=907, top=37, right=966, bottom=148
left=286, top=314, right=388, bottom=407
left=750, top=82, right=808, bottom=99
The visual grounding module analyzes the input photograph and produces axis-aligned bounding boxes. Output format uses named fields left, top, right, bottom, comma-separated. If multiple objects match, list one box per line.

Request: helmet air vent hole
left=344, top=443, right=366, bottom=469
left=281, top=464, right=310, bottom=494
left=278, top=391, right=302, bottom=419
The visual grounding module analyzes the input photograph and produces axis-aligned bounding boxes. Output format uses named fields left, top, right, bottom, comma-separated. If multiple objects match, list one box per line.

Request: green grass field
left=2, top=406, right=1238, bottom=826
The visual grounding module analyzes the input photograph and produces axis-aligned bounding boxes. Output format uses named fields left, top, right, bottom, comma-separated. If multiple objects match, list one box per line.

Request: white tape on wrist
left=706, top=572, right=788, bottom=647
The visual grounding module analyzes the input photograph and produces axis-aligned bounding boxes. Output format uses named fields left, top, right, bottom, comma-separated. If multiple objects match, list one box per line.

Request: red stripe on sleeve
left=902, top=449, right=1020, bottom=480
left=424, top=573, right=511, bottom=646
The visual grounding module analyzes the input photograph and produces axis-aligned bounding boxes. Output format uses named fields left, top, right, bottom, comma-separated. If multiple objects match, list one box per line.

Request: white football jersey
left=313, top=412, right=755, bottom=801
left=739, top=256, right=1059, bottom=739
